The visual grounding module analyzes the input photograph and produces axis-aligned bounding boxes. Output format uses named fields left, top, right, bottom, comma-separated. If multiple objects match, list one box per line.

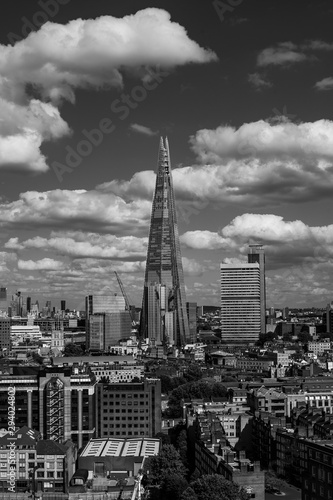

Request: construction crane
left=114, top=271, right=136, bottom=326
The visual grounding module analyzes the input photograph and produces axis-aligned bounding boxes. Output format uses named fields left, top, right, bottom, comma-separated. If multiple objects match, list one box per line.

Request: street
left=266, top=484, right=302, bottom=500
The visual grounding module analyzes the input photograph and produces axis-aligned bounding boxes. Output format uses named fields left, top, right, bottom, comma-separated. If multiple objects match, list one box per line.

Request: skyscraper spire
left=140, top=137, right=190, bottom=347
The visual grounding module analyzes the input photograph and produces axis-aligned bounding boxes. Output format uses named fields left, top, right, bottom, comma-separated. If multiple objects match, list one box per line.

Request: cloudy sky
left=1, top=0, right=333, bottom=310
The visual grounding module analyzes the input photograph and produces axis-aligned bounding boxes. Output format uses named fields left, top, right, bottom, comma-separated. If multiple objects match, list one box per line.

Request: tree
left=265, top=471, right=284, bottom=493
left=63, top=343, right=84, bottom=357
left=144, top=445, right=187, bottom=485
left=161, top=473, right=188, bottom=500
left=181, top=474, right=249, bottom=500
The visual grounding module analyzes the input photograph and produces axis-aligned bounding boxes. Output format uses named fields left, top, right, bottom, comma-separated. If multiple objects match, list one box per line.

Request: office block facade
left=88, top=312, right=132, bottom=351
left=96, top=378, right=161, bottom=439
left=0, top=318, right=10, bottom=351
left=38, top=365, right=96, bottom=449
left=140, top=137, right=189, bottom=347
left=220, top=263, right=261, bottom=343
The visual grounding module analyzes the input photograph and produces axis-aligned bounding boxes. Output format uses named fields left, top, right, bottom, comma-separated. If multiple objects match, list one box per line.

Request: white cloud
left=314, top=77, right=333, bottom=91
left=0, top=189, right=151, bottom=234
left=257, top=42, right=307, bottom=66
left=181, top=230, right=227, bottom=250
left=18, top=258, right=65, bottom=271
left=6, top=231, right=147, bottom=260
left=129, top=123, right=159, bottom=136
left=182, top=257, right=205, bottom=276
left=181, top=213, right=333, bottom=270
left=248, top=72, right=272, bottom=89
left=0, top=8, right=217, bottom=173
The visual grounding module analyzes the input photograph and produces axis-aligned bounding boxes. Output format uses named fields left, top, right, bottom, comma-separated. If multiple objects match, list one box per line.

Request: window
left=47, top=472, right=54, bottom=478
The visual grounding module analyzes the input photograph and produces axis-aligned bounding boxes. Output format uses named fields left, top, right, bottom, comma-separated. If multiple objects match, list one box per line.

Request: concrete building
left=38, top=365, right=97, bottom=449
left=220, top=263, right=261, bottom=343
left=247, top=386, right=287, bottom=418
left=96, top=378, right=161, bottom=439
left=0, top=318, right=10, bottom=351
left=78, top=437, right=160, bottom=478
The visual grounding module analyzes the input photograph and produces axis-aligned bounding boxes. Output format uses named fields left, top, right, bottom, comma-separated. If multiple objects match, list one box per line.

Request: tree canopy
left=180, top=474, right=249, bottom=500
left=144, top=445, right=187, bottom=485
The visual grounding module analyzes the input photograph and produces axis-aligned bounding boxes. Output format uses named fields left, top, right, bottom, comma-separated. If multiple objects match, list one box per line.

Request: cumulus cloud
left=0, top=189, right=152, bottom=234
left=18, top=258, right=65, bottom=271
left=181, top=213, right=333, bottom=270
left=248, top=72, right=272, bottom=89
left=314, top=77, right=333, bottom=91
left=182, top=257, right=205, bottom=276
left=6, top=231, right=147, bottom=260
left=129, top=123, right=159, bottom=136
left=0, top=8, right=217, bottom=172
left=257, top=42, right=307, bottom=66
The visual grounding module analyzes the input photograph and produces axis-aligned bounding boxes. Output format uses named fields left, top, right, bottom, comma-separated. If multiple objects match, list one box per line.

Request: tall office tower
left=26, top=296, right=31, bottom=313
left=220, top=263, right=261, bottom=343
left=61, top=300, right=66, bottom=311
left=327, top=302, right=333, bottom=334
left=86, top=294, right=125, bottom=315
left=0, top=287, right=7, bottom=313
left=248, top=244, right=266, bottom=333
left=86, top=294, right=129, bottom=351
left=186, top=302, right=197, bottom=343
left=140, top=137, right=189, bottom=347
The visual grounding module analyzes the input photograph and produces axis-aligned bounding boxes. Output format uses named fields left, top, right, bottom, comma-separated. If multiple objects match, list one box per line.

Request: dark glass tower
left=140, top=137, right=190, bottom=347
left=248, top=244, right=266, bottom=333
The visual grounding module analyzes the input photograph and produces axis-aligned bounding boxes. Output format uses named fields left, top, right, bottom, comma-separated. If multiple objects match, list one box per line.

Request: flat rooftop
left=80, top=438, right=160, bottom=458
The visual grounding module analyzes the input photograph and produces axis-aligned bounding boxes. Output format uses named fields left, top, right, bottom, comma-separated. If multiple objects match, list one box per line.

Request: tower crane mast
left=114, top=271, right=136, bottom=326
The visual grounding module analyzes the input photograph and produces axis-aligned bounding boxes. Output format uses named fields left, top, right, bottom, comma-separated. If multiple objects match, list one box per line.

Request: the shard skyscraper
left=140, top=137, right=190, bottom=348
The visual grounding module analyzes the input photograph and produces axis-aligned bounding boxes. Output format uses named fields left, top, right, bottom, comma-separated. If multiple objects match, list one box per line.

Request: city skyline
left=1, top=1, right=333, bottom=308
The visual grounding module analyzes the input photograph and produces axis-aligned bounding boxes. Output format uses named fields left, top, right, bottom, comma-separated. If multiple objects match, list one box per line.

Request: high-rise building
left=186, top=302, right=198, bottom=343
left=26, top=296, right=31, bottom=313
left=86, top=294, right=125, bottom=315
left=61, top=300, right=66, bottom=311
left=220, top=263, right=261, bottom=343
left=86, top=294, right=130, bottom=351
left=248, top=244, right=266, bottom=333
left=327, top=302, right=333, bottom=334
left=0, top=287, right=7, bottom=313
left=140, top=137, right=189, bottom=347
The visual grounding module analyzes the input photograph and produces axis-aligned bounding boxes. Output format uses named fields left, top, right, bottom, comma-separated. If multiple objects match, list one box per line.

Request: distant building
left=248, top=245, right=266, bottom=334
left=88, top=312, right=132, bottom=351
left=186, top=301, right=197, bottom=343
left=86, top=295, right=130, bottom=351
left=327, top=301, right=333, bottom=334
left=220, top=263, right=261, bottom=343
left=0, top=287, right=7, bottom=313
left=61, top=300, right=66, bottom=311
